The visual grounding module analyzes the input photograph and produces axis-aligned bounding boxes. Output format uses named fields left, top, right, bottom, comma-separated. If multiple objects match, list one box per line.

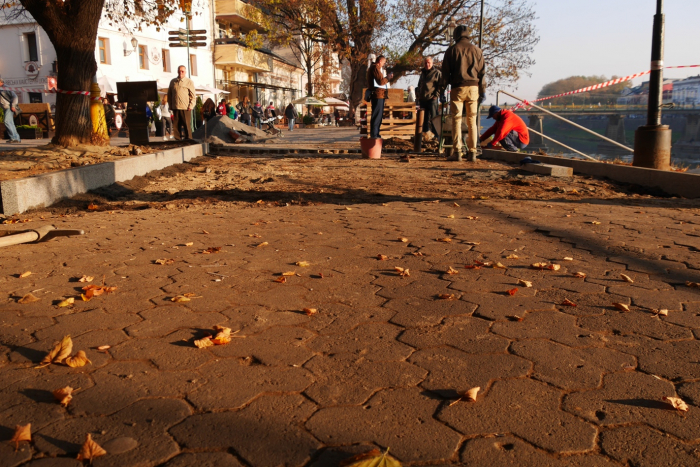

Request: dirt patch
left=383, top=137, right=414, bottom=151
left=192, top=115, right=278, bottom=144
left=0, top=140, right=195, bottom=182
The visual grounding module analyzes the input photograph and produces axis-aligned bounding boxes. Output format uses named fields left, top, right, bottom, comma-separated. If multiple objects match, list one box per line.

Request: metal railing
left=496, top=90, right=635, bottom=159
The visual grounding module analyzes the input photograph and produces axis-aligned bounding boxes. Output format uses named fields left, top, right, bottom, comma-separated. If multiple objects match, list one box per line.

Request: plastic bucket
left=360, top=137, right=382, bottom=159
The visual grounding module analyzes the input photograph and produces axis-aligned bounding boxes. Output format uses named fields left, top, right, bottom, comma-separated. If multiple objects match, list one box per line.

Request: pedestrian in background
left=102, top=98, right=115, bottom=134
left=217, top=99, right=227, bottom=116
left=416, top=56, right=442, bottom=139
left=167, top=65, right=196, bottom=140
left=334, top=107, right=340, bottom=127
left=441, top=25, right=485, bottom=161
left=285, top=103, right=298, bottom=131
left=237, top=97, right=252, bottom=125
left=252, top=101, right=263, bottom=128
left=159, top=95, right=173, bottom=141
left=0, top=79, right=20, bottom=143
left=226, top=101, right=237, bottom=121
left=265, top=102, right=277, bottom=119
left=366, top=55, right=393, bottom=139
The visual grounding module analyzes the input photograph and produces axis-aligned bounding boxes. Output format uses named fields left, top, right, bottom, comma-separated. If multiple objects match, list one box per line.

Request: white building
left=672, top=75, right=700, bottom=107
left=0, top=4, right=217, bottom=108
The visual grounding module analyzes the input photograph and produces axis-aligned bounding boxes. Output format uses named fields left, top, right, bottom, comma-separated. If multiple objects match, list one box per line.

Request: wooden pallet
left=359, top=101, right=417, bottom=138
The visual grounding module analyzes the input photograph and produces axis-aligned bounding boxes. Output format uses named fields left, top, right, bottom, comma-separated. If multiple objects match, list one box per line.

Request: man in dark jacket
left=441, top=25, right=486, bottom=161
left=416, top=56, right=442, bottom=138
left=284, top=103, right=298, bottom=131
left=252, top=102, right=264, bottom=129
left=480, top=105, right=529, bottom=151
left=366, top=55, right=393, bottom=139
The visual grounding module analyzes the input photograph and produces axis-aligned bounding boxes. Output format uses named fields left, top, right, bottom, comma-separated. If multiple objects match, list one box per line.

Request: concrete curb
left=1, top=143, right=207, bottom=215
left=481, top=149, right=700, bottom=199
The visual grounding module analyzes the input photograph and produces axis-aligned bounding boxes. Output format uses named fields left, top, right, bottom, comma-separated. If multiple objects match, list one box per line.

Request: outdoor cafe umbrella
left=321, top=97, right=348, bottom=106
left=291, top=96, right=327, bottom=106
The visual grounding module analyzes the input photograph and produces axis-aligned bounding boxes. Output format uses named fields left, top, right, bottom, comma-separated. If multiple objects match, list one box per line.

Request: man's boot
left=446, top=149, right=462, bottom=161
left=466, top=150, right=477, bottom=162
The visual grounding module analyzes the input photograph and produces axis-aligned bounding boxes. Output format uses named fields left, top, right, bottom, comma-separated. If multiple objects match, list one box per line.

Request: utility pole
left=633, top=0, right=672, bottom=170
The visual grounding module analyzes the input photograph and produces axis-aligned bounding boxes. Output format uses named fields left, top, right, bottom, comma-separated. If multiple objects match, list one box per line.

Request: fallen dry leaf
left=377, top=254, right=389, bottom=261
left=652, top=309, right=669, bottom=317
left=437, top=238, right=452, bottom=243
left=345, top=207, right=352, bottom=210
left=202, top=229, right=210, bottom=234
left=281, top=271, right=296, bottom=276
left=446, top=266, right=459, bottom=275
left=296, top=261, right=311, bottom=267
left=506, top=254, right=519, bottom=259
left=613, top=302, right=631, bottom=312
left=449, top=387, right=481, bottom=406
left=97, top=345, right=111, bottom=351
left=274, top=276, right=287, bottom=283
left=171, top=295, right=191, bottom=302
left=530, top=262, right=548, bottom=270
left=53, top=386, right=73, bottom=407
left=562, top=298, right=578, bottom=307
left=256, top=242, right=268, bottom=248
left=590, top=221, right=601, bottom=225
left=76, top=433, right=107, bottom=462
left=340, top=449, right=401, bottom=467
left=507, top=315, right=524, bottom=322
left=38, top=335, right=73, bottom=367
left=65, top=350, right=91, bottom=368
left=81, top=284, right=117, bottom=301
left=507, top=288, right=518, bottom=296
left=18, top=293, right=40, bottom=304
left=474, top=260, right=490, bottom=267
left=211, top=326, right=233, bottom=345
left=394, top=267, right=410, bottom=277
left=11, top=424, right=31, bottom=451
left=184, top=242, right=194, bottom=247
left=620, top=274, right=634, bottom=283
left=248, top=233, right=262, bottom=238
left=446, top=214, right=455, bottom=219
left=57, top=297, right=75, bottom=308
left=19, top=271, right=31, bottom=278
left=663, top=396, right=689, bottom=412
left=465, top=265, right=482, bottom=270
left=411, top=251, right=425, bottom=257
left=466, top=216, right=479, bottom=220
left=87, top=204, right=99, bottom=211
left=202, top=247, right=222, bottom=254
left=78, top=275, right=94, bottom=283
left=547, top=264, right=561, bottom=271
left=563, top=257, right=574, bottom=261
left=194, top=336, right=213, bottom=348
left=398, top=237, right=409, bottom=243
left=573, top=272, right=587, bottom=279
left=453, top=202, right=460, bottom=207
left=517, top=279, right=533, bottom=288
left=437, top=294, right=456, bottom=300
left=303, top=308, right=318, bottom=316
left=465, top=241, right=480, bottom=245
left=154, top=258, right=175, bottom=265
left=493, top=262, right=507, bottom=269
left=687, top=281, right=700, bottom=288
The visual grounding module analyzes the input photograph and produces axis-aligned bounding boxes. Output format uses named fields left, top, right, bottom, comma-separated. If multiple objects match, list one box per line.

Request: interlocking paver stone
left=399, top=315, right=509, bottom=353
left=600, top=425, right=700, bottom=466
left=163, top=452, right=244, bottom=467
left=491, top=309, right=606, bottom=347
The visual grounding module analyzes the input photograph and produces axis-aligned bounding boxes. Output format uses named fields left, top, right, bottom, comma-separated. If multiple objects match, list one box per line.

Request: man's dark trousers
left=419, top=98, right=438, bottom=135
left=172, top=109, right=192, bottom=140
left=369, top=97, right=385, bottom=139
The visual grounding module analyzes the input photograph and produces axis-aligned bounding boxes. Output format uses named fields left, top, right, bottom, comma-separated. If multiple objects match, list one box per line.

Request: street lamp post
left=633, top=0, right=672, bottom=170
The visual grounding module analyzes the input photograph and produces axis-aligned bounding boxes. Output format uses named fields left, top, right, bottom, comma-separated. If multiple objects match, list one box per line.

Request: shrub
left=302, top=115, right=314, bottom=125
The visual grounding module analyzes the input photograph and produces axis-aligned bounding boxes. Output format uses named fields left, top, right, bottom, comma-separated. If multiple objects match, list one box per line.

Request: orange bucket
left=360, top=137, right=382, bottom=159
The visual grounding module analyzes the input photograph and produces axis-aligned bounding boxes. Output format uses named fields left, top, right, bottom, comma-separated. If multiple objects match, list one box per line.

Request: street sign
left=189, top=42, right=207, bottom=47
left=189, top=29, right=207, bottom=34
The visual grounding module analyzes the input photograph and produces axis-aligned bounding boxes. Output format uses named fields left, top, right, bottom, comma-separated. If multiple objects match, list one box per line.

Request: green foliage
left=537, top=76, right=631, bottom=106
left=0, top=107, right=4, bottom=124
left=16, top=124, right=39, bottom=129
left=302, top=115, right=314, bottom=125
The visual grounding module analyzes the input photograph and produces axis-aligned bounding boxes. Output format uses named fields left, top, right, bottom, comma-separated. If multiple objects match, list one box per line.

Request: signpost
left=168, top=15, right=208, bottom=78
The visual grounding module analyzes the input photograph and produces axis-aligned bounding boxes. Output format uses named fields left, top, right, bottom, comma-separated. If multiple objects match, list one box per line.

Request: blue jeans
left=288, top=118, right=295, bottom=131
left=4, top=108, right=20, bottom=141
left=369, top=97, right=384, bottom=139
left=500, top=130, right=527, bottom=152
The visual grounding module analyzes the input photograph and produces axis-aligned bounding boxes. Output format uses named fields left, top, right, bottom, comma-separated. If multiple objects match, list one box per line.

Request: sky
left=398, top=0, right=700, bottom=101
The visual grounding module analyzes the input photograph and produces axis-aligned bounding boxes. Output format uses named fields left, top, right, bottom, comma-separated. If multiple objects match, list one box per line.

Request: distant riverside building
left=616, top=79, right=675, bottom=106
left=672, top=75, right=700, bottom=106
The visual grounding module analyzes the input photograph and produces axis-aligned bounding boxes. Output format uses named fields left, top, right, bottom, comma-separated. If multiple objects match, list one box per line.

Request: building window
left=25, top=32, right=38, bottom=62
left=138, top=45, right=148, bottom=69
left=162, top=49, right=170, bottom=72
left=28, top=92, right=42, bottom=103
left=189, top=54, right=197, bottom=76
left=98, top=37, right=110, bottom=64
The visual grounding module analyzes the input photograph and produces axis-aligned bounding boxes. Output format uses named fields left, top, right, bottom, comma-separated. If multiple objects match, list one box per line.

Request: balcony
left=214, top=40, right=270, bottom=72
left=215, top=0, right=261, bottom=33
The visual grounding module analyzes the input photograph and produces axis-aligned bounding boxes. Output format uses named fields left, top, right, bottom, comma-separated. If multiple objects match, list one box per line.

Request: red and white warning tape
left=0, top=86, right=103, bottom=101
left=512, top=64, right=700, bottom=110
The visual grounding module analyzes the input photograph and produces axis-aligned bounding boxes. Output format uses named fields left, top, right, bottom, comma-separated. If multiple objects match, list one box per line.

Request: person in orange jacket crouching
left=480, top=105, right=529, bottom=152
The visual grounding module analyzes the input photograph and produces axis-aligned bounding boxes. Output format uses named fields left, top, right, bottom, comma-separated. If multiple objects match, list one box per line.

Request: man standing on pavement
left=367, top=55, right=393, bottom=139
left=285, top=103, right=298, bottom=131
left=167, top=65, right=195, bottom=140
left=480, top=105, right=529, bottom=152
left=416, top=56, right=442, bottom=140
left=441, top=25, right=485, bottom=162
left=0, top=79, right=21, bottom=143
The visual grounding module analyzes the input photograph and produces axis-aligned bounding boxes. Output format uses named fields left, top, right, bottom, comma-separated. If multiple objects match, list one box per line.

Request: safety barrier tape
left=512, top=65, right=700, bottom=110
left=0, top=86, right=103, bottom=101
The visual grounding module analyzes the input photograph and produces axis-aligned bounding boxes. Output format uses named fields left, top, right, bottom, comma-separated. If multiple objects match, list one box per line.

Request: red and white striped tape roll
left=512, top=64, right=700, bottom=110
left=0, top=86, right=102, bottom=101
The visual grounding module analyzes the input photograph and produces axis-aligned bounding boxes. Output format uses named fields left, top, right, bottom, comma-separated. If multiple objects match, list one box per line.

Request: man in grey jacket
left=416, top=57, right=441, bottom=138
left=167, top=65, right=195, bottom=140
left=441, top=25, right=485, bottom=161
left=0, top=79, right=21, bottom=143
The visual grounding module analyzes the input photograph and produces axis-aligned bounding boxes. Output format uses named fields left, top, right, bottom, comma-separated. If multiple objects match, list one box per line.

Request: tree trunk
left=52, top=46, right=98, bottom=146
left=349, top=57, right=367, bottom=111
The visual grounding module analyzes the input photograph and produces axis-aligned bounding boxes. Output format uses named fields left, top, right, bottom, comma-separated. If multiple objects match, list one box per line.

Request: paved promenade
left=1, top=143, right=700, bottom=466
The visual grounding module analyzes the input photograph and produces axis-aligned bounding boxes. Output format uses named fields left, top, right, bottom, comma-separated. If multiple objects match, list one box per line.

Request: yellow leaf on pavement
left=620, top=274, right=634, bottom=283
left=663, top=396, right=689, bottom=412
left=57, top=297, right=75, bottom=308
left=437, top=294, right=456, bottom=300
left=76, top=433, right=107, bottom=462
left=506, top=254, right=519, bottom=259
left=613, top=302, right=631, bottom=312
left=154, top=258, right=175, bottom=265
left=573, top=272, right=587, bottom=278
left=686, top=281, right=700, bottom=288
left=11, top=424, right=31, bottom=451
left=78, top=275, right=94, bottom=283
left=449, top=387, right=480, bottom=406
left=437, top=238, right=452, bottom=243
left=194, top=336, right=213, bottom=348
left=398, top=237, right=409, bottom=243
left=65, top=350, right=91, bottom=368
left=296, top=261, right=311, bottom=267
left=38, top=335, right=73, bottom=367
left=303, top=308, right=318, bottom=316
left=446, top=266, right=459, bottom=275
left=18, top=293, right=40, bottom=304
left=19, top=271, right=31, bottom=278
left=281, top=271, right=296, bottom=276
left=340, top=449, right=401, bottom=467
left=517, top=279, right=533, bottom=288
left=394, top=267, right=410, bottom=277
left=53, top=386, right=74, bottom=407
left=377, top=254, right=388, bottom=261
left=171, top=295, right=191, bottom=302
left=446, top=214, right=455, bottom=219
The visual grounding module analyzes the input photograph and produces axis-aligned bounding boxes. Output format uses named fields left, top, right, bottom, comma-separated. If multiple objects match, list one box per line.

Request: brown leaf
left=563, top=257, right=574, bottom=261
left=449, top=387, right=481, bottom=406
left=194, top=336, right=213, bottom=348
left=437, top=237, right=452, bottom=243
left=663, top=396, right=689, bottom=412
left=81, top=284, right=117, bottom=300
left=256, top=242, right=268, bottom=248
left=398, top=237, right=409, bottom=243
left=65, top=350, right=91, bottom=368
left=507, top=288, right=518, bottom=296
left=18, top=293, right=40, bottom=304
left=38, top=335, right=73, bottom=367
left=53, top=386, right=73, bottom=407
left=446, top=214, right=455, bottom=219
left=96, top=345, right=111, bottom=351
left=687, top=281, right=700, bottom=288
left=590, top=220, right=601, bottom=225
left=11, top=424, right=31, bottom=450
left=76, top=433, right=107, bottom=462
left=453, top=202, right=460, bottom=207
left=465, top=265, right=482, bottom=270
left=507, top=315, right=524, bottom=322
left=506, top=254, right=519, bottom=259
left=530, top=262, right=548, bottom=270
left=572, top=272, right=587, bottom=279
left=19, top=271, right=31, bottom=278
left=466, top=215, right=479, bottom=220
left=376, top=254, right=389, bottom=261
left=394, top=267, right=410, bottom=277
left=446, top=266, right=459, bottom=275
left=652, top=309, right=669, bottom=317
left=517, top=279, right=533, bottom=288
left=78, top=275, right=94, bottom=283
left=303, top=307, right=318, bottom=316
left=202, top=246, right=222, bottom=254
left=57, top=297, right=75, bottom=308
left=281, top=271, right=296, bottom=276
left=274, top=276, right=287, bottom=283
left=547, top=264, right=561, bottom=271
left=465, top=241, right=480, bottom=245
left=620, top=274, right=634, bottom=283
left=87, top=204, right=99, bottom=211
left=437, top=293, right=456, bottom=300
left=613, top=302, right=631, bottom=312
left=171, top=295, right=191, bottom=302
left=212, top=326, right=233, bottom=345
left=562, top=298, right=577, bottom=307
left=154, top=258, right=175, bottom=265
left=296, top=261, right=311, bottom=267
left=493, top=262, right=507, bottom=269
left=340, top=449, right=401, bottom=467
left=184, top=242, right=194, bottom=247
